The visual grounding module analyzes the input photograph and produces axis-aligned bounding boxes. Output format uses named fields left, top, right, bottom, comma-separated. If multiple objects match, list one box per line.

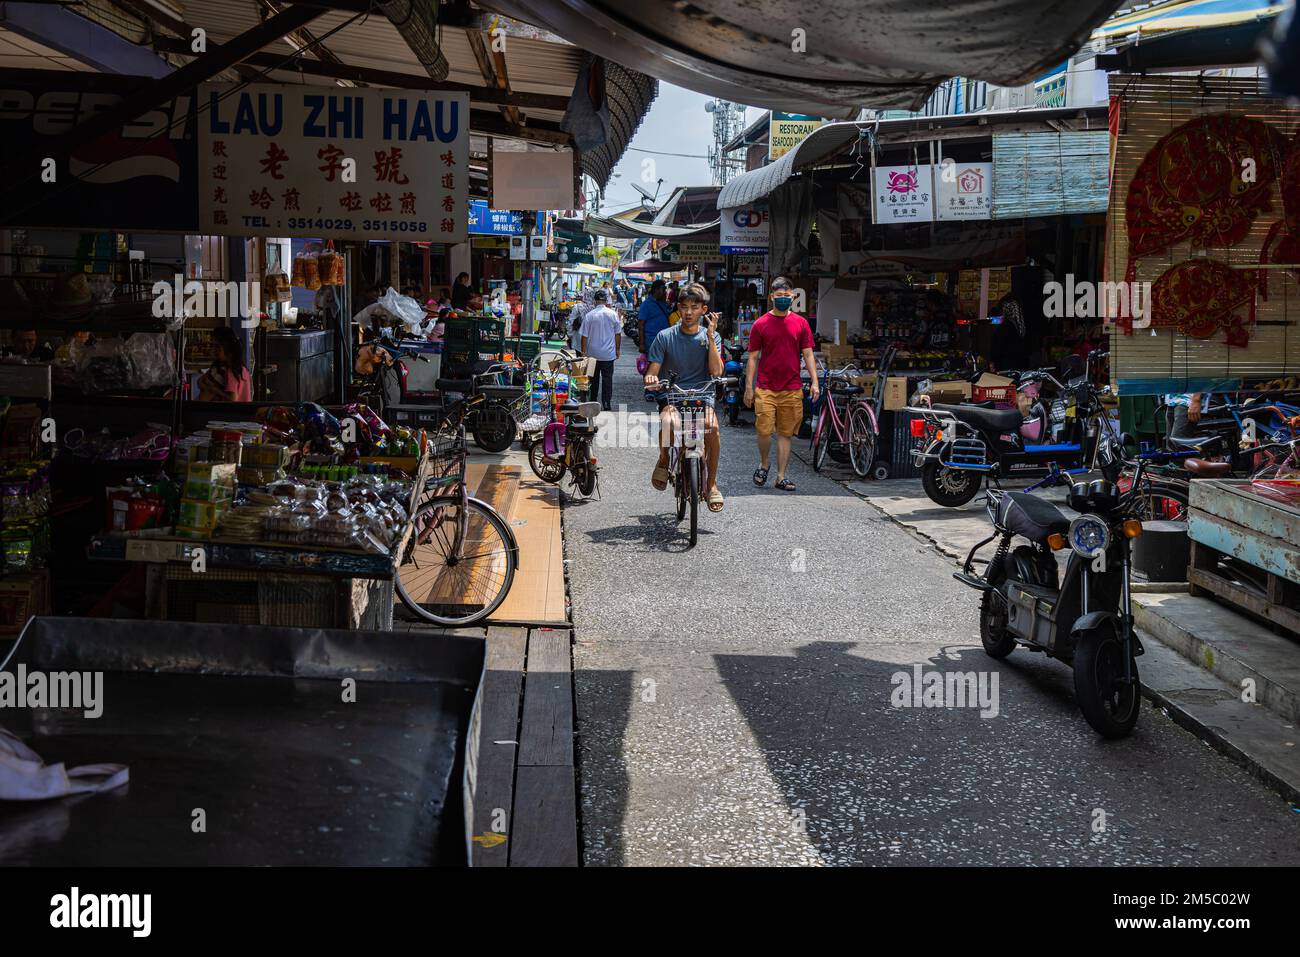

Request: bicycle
left=646, top=373, right=735, bottom=548
left=525, top=351, right=602, bottom=497
left=810, top=363, right=880, bottom=478
left=393, top=393, right=520, bottom=627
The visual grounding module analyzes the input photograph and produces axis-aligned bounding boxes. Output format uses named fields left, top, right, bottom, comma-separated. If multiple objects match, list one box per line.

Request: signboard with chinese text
left=872, top=164, right=934, bottom=224
left=768, top=112, right=822, bottom=161
left=468, top=201, right=525, bottom=235
left=733, top=254, right=767, bottom=276
left=720, top=205, right=769, bottom=254
left=197, top=83, right=468, bottom=242
left=935, top=162, right=992, bottom=221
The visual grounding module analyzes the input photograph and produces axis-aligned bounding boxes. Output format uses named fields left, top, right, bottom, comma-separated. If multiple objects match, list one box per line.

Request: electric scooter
left=953, top=447, right=1179, bottom=738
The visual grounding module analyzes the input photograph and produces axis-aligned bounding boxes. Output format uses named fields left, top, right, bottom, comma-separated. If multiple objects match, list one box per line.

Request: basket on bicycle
left=425, top=429, right=467, bottom=490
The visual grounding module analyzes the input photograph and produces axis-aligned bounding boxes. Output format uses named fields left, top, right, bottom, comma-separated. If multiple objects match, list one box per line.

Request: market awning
left=618, top=259, right=684, bottom=274
left=478, top=0, right=1127, bottom=116
left=583, top=216, right=721, bottom=240
left=716, top=122, right=864, bottom=209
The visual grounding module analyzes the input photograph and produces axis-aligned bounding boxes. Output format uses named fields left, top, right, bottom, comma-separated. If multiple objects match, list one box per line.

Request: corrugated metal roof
left=583, top=215, right=719, bottom=240
left=716, top=122, right=863, bottom=208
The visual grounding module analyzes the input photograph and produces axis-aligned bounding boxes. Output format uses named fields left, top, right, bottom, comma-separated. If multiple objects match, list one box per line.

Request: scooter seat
left=436, top=378, right=476, bottom=395
left=1184, top=457, right=1232, bottom=477
left=933, top=403, right=1023, bottom=433
left=997, top=491, right=1070, bottom=543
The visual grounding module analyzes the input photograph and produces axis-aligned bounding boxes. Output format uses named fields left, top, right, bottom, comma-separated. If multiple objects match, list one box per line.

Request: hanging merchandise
left=301, top=250, right=321, bottom=291
left=318, top=241, right=345, bottom=287
left=1151, top=257, right=1257, bottom=347
left=291, top=250, right=307, bottom=287
left=263, top=249, right=292, bottom=303
left=1121, top=113, right=1284, bottom=332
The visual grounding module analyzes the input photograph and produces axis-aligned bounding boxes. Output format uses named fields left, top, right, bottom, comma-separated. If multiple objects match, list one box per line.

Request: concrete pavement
left=563, top=353, right=1300, bottom=866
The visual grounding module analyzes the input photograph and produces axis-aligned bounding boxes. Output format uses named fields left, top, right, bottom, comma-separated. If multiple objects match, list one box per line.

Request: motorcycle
left=908, top=358, right=1118, bottom=507
left=721, top=344, right=746, bottom=425
left=953, top=447, right=1173, bottom=738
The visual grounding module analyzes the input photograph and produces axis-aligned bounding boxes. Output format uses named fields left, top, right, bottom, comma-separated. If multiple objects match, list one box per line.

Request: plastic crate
left=472, top=318, right=506, bottom=355
left=973, top=384, right=1015, bottom=408
left=516, top=334, right=542, bottom=363
left=442, top=318, right=474, bottom=347
left=887, top=409, right=923, bottom=478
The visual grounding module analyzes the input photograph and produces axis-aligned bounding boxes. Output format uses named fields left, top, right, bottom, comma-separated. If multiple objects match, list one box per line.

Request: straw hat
left=46, top=271, right=94, bottom=319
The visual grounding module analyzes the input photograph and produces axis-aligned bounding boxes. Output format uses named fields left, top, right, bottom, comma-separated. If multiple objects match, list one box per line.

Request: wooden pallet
left=1189, top=539, right=1300, bottom=637
left=402, top=622, right=577, bottom=867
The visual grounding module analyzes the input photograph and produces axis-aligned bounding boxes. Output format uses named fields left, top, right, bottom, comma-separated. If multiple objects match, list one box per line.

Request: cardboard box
left=927, top=381, right=973, bottom=404
left=974, top=373, right=1014, bottom=388
left=178, top=499, right=223, bottom=530
left=0, top=569, right=49, bottom=636
left=183, top=462, right=236, bottom=502
left=884, top=376, right=910, bottom=411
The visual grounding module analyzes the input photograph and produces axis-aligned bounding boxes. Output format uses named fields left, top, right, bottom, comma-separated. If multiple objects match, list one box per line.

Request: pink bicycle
left=810, top=363, right=883, bottom=479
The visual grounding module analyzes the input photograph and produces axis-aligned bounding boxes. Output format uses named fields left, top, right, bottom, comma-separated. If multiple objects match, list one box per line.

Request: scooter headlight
left=1068, top=515, right=1111, bottom=560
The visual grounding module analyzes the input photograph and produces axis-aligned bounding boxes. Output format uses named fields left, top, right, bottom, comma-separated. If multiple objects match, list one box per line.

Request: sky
left=595, top=83, right=765, bottom=213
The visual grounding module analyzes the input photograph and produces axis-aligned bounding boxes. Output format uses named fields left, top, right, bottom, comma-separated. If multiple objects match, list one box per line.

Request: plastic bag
left=376, top=287, right=426, bottom=334
left=124, top=333, right=176, bottom=390
left=301, top=252, right=321, bottom=291
left=291, top=252, right=307, bottom=287
left=318, top=241, right=345, bottom=286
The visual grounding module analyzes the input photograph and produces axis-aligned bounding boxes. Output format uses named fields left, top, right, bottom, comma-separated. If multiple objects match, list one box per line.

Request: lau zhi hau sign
left=198, top=83, right=469, bottom=242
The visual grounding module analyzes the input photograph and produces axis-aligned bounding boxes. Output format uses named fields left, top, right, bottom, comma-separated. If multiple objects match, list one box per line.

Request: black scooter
left=953, top=448, right=1176, bottom=738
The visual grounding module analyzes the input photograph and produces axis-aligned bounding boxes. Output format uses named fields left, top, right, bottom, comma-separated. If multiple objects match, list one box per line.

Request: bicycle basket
left=426, top=430, right=466, bottom=489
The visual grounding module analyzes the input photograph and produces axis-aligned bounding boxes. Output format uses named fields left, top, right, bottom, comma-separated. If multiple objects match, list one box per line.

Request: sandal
left=753, top=467, right=769, bottom=487
left=775, top=477, right=796, bottom=491
left=707, top=486, right=725, bottom=512
left=651, top=465, right=670, bottom=491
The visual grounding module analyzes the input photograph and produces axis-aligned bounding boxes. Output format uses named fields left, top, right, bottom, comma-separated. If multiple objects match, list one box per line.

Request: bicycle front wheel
left=688, top=456, right=700, bottom=547
left=848, top=406, right=876, bottom=479
left=812, top=410, right=830, bottom=472
left=396, top=497, right=517, bottom=627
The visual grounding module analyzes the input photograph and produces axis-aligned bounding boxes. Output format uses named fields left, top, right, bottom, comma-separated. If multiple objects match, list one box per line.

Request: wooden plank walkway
left=408, top=621, right=577, bottom=867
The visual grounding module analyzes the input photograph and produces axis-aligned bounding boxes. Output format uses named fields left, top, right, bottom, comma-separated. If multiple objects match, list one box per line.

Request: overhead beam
left=6, top=3, right=327, bottom=178
left=149, top=36, right=570, bottom=111
left=256, top=0, right=358, bottom=85
left=111, top=0, right=263, bottom=82
left=465, top=25, right=525, bottom=129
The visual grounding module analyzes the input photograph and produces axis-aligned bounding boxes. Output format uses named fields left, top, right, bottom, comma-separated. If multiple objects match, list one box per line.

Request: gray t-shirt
left=648, top=324, right=722, bottom=392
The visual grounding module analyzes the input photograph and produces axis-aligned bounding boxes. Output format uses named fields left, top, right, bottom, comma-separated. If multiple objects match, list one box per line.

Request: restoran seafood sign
left=197, top=83, right=469, bottom=242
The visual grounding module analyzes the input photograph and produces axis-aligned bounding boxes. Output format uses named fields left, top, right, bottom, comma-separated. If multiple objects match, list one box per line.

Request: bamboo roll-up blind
left=1106, top=74, right=1300, bottom=395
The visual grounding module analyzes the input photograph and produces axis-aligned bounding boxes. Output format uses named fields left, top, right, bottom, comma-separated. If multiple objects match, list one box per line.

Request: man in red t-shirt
left=744, top=276, right=819, bottom=491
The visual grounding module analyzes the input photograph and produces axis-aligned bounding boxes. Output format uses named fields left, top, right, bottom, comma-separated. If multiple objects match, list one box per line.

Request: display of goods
left=208, top=429, right=244, bottom=464
left=301, top=252, right=321, bottom=290
left=1150, top=257, right=1258, bottom=347
left=183, top=462, right=237, bottom=502
left=318, top=241, right=345, bottom=286
left=291, top=252, right=307, bottom=286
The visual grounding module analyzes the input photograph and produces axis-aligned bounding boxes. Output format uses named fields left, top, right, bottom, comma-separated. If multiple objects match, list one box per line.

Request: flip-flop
left=651, top=465, right=670, bottom=490
left=707, top=486, right=725, bottom=512
left=775, top=477, right=796, bottom=491
left=753, top=467, right=769, bottom=487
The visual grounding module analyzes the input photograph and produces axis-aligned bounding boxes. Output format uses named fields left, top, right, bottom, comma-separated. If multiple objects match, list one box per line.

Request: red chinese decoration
left=1261, top=128, right=1300, bottom=297
left=1122, top=113, right=1284, bottom=332
left=1151, top=258, right=1258, bottom=347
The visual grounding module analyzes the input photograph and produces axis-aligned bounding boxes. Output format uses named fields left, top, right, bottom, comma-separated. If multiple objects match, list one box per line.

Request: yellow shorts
left=753, top=388, right=804, bottom=437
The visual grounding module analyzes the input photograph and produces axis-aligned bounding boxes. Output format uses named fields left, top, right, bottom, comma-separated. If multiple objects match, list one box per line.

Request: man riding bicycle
left=644, top=281, right=726, bottom=512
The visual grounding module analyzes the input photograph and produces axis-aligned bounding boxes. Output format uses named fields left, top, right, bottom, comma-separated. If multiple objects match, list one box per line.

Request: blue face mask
left=773, top=296, right=793, bottom=311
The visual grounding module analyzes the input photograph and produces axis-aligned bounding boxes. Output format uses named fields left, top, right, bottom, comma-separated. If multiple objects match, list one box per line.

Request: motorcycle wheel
left=1073, top=625, right=1141, bottom=739
left=979, top=568, right=1016, bottom=659
left=921, top=461, right=981, bottom=508
left=471, top=403, right=518, bottom=453
left=572, top=443, right=597, bottom=497
left=527, top=437, right=565, bottom=483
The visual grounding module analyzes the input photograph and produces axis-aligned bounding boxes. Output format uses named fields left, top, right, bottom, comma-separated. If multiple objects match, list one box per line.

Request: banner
left=873, top=164, right=933, bottom=223
left=733, top=254, right=767, bottom=276
left=720, top=205, right=769, bottom=254
left=0, top=71, right=198, bottom=231
left=935, top=162, right=991, bottom=221
left=768, top=111, right=822, bottom=161
left=198, top=83, right=469, bottom=241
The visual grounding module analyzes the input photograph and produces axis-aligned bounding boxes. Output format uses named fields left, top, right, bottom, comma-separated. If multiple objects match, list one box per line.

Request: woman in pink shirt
left=198, top=327, right=252, bottom=402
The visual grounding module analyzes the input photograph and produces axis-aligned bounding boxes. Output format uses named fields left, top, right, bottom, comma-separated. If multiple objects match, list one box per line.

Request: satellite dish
left=631, top=182, right=655, bottom=201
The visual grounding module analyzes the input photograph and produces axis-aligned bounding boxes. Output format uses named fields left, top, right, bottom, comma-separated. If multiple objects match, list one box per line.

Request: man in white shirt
left=581, top=288, right=622, bottom=411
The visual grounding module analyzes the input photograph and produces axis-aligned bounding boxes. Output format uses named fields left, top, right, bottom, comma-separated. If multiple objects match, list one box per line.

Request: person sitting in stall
left=451, top=272, right=473, bottom=311
left=198, top=327, right=252, bottom=402
left=3, top=329, right=55, bottom=361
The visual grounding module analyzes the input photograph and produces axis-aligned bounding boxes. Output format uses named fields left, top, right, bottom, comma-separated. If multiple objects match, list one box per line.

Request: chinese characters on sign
left=873, top=165, right=934, bottom=224
left=935, top=162, right=992, bottom=221
left=197, top=84, right=469, bottom=242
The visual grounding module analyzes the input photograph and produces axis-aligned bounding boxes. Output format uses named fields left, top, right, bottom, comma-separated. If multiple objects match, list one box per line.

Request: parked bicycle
left=810, top=364, right=881, bottom=478
left=394, top=393, right=520, bottom=627
left=646, top=373, right=736, bottom=547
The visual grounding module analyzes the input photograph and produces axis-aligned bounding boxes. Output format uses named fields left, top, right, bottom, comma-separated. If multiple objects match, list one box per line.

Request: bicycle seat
left=996, top=491, right=1070, bottom=543
left=933, top=403, right=1023, bottom=432
left=1183, top=458, right=1232, bottom=477
left=436, top=378, right=476, bottom=395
